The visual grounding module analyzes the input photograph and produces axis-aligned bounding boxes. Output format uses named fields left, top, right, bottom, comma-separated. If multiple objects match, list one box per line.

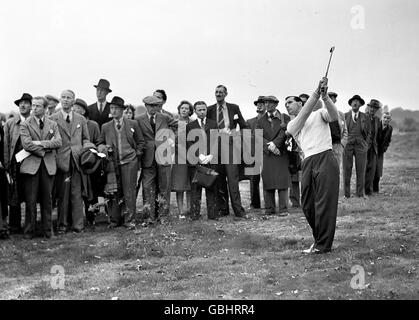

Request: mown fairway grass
left=0, top=132, right=418, bottom=300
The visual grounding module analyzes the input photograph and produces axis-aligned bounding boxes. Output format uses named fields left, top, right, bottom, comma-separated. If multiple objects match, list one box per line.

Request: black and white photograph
left=0, top=0, right=418, bottom=307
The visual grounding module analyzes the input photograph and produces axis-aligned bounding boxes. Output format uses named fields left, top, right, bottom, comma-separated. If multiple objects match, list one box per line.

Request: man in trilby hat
left=88, top=79, right=113, bottom=129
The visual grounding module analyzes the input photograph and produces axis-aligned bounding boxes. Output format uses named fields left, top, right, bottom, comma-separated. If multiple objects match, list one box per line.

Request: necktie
left=116, top=120, right=121, bottom=130
left=200, top=119, right=204, bottom=129
left=150, top=115, right=156, bottom=133
left=354, top=113, right=358, bottom=123
left=39, top=119, right=44, bottom=130
left=218, top=105, right=225, bottom=129
left=66, top=114, right=70, bottom=123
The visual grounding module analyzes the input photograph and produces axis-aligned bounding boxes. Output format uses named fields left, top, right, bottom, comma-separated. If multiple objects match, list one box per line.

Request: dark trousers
left=56, top=158, right=84, bottom=231
left=264, top=189, right=288, bottom=213
left=249, top=174, right=261, bottom=208
left=289, top=173, right=301, bottom=208
left=365, top=148, right=377, bottom=195
left=110, top=160, right=138, bottom=225
left=343, top=142, right=367, bottom=197
left=373, top=153, right=384, bottom=193
left=189, top=167, right=217, bottom=219
left=23, top=162, right=54, bottom=237
left=301, top=150, right=339, bottom=253
left=142, top=165, right=171, bottom=220
left=215, top=164, right=245, bottom=217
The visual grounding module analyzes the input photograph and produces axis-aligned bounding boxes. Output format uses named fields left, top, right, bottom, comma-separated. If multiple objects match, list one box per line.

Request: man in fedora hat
left=136, top=95, right=178, bottom=223
left=364, top=99, right=382, bottom=196
left=245, top=96, right=266, bottom=209
left=3, top=93, right=33, bottom=234
left=50, top=90, right=94, bottom=234
left=257, top=95, right=291, bottom=216
left=342, top=95, right=371, bottom=199
left=88, top=79, right=113, bottom=129
left=73, top=98, right=103, bottom=227
left=98, top=96, right=145, bottom=229
left=45, top=95, right=60, bottom=117
left=19, top=96, right=62, bottom=239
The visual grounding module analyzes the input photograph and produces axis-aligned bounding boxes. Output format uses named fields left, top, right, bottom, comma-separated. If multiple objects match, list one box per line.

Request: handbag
left=192, top=165, right=219, bottom=188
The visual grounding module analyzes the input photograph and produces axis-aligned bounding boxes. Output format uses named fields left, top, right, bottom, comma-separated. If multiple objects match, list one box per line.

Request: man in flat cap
left=245, top=96, right=266, bottom=209
left=50, top=90, right=94, bottom=234
left=286, top=77, right=340, bottom=254
left=73, top=98, right=103, bottom=227
left=88, top=79, right=112, bottom=129
left=207, top=85, right=249, bottom=219
left=19, top=96, right=62, bottom=239
left=136, top=95, right=178, bottom=223
left=45, top=95, right=60, bottom=117
left=327, top=92, right=348, bottom=167
left=3, top=93, right=33, bottom=234
left=98, top=96, right=145, bottom=229
left=364, top=99, right=382, bottom=196
left=257, top=96, right=291, bottom=216
left=342, top=95, right=371, bottom=199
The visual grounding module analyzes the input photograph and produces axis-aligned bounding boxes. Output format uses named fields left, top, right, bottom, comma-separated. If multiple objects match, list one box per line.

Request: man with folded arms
left=98, top=96, right=144, bottom=229
left=286, top=78, right=340, bottom=254
left=19, top=96, right=62, bottom=239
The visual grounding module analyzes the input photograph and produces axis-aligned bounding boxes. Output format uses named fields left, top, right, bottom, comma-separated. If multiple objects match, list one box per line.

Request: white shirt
left=288, top=108, right=332, bottom=159
left=97, top=101, right=107, bottom=112
left=19, top=115, right=27, bottom=124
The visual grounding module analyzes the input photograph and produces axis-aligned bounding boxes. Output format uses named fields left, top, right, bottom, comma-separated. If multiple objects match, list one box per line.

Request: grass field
left=0, top=133, right=418, bottom=300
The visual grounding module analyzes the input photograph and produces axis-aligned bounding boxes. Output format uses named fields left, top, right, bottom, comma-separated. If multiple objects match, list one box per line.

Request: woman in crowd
left=123, top=104, right=136, bottom=120
left=171, top=100, right=194, bottom=218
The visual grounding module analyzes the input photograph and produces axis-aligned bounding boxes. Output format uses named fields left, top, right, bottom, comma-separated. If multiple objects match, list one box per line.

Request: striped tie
left=218, top=105, right=225, bottom=129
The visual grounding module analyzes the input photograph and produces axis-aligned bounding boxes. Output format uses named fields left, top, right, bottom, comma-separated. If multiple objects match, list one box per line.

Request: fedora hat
left=348, top=95, right=365, bottom=106
left=262, top=95, right=279, bottom=103
left=80, top=148, right=102, bottom=175
left=74, top=98, right=89, bottom=117
left=94, top=79, right=112, bottom=93
left=367, top=99, right=382, bottom=109
left=109, top=96, right=125, bottom=108
left=253, top=96, right=265, bottom=106
left=14, top=93, right=33, bottom=106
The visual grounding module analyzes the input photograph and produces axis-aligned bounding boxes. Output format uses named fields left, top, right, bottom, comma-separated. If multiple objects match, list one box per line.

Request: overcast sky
left=1, top=0, right=418, bottom=119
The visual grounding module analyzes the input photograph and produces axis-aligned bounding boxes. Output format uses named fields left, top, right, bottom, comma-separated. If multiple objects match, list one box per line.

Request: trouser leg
left=249, top=174, right=261, bottom=208
left=23, top=172, right=39, bottom=237
left=342, top=144, right=354, bottom=197
left=264, top=190, right=275, bottom=214
left=354, top=147, right=367, bottom=197
left=120, top=160, right=138, bottom=224
left=278, top=189, right=288, bottom=212
left=142, top=166, right=157, bottom=220
left=225, top=164, right=244, bottom=216
left=301, top=158, right=316, bottom=235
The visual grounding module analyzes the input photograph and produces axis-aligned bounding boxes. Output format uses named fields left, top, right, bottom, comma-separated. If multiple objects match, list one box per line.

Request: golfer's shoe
left=302, top=243, right=320, bottom=254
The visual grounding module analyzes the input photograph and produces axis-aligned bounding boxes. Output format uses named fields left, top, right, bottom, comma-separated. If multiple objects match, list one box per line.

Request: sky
left=1, top=0, right=419, bottom=119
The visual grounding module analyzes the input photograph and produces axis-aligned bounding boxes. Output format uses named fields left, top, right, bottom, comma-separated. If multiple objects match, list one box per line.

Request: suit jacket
left=368, top=115, right=380, bottom=154
left=186, top=118, right=218, bottom=166
left=136, top=113, right=178, bottom=168
left=50, top=111, right=93, bottom=173
left=378, top=123, right=393, bottom=155
left=345, top=111, right=371, bottom=146
left=3, top=116, right=26, bottom=171
left=87, top=119, right=101, bottom=146
left=207, top=102, right=248, bottom=130
left=98, top=118, right=145, bottom=160
left=19, top=116, right=62, bottom=175
left=88, top=102, right=112, bottom=129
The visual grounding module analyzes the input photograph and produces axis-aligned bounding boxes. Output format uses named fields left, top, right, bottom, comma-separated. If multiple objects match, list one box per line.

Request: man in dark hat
left=88, top=79, right=112, bottom=129
left=257, top=95, right=291, bottom=216
left=73, top=98, right=103, bottom=227
left=364, top=99, right=382, bottom=196
left=3, top=93, right=33, bottom=234
left=19, top=96, right=62, bottom=239
left=342, top=95, right=371, bottom=199
left=245, top=96, right=266, bottom=209
left=45, top=95, right=60, bottom=117
left=98, top=96, right=145, bottom=229
left=50, top=90, right=94, bottom=234
left=136, top=95, right=178, bottom=223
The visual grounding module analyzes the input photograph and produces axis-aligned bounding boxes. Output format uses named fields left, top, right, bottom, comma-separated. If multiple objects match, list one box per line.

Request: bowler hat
left=74, top=98, right=89, bottom=117
left=80, top=148, right=102, bottom=175
left=262, top=96, right=279, bottom=103
left=254, top=96, right=265, bottom=106
left=109, top=96, right=125, bottom=108
left=14, top=93, right=33, bottom=106
left=367, top=99, right=382, bottom=109
left=94, top=79, right=112, bottom=92
left=143, top=95, right=162, bottom=106
left=348, top=95, right=365, bottom=106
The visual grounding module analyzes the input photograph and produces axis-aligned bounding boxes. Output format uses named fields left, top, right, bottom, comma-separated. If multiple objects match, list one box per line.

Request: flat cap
left=45, top=94, right=60, bottom=103
left=143, top=95, right=162, bottom=106
left=262, top=95, right=279, bottom=103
